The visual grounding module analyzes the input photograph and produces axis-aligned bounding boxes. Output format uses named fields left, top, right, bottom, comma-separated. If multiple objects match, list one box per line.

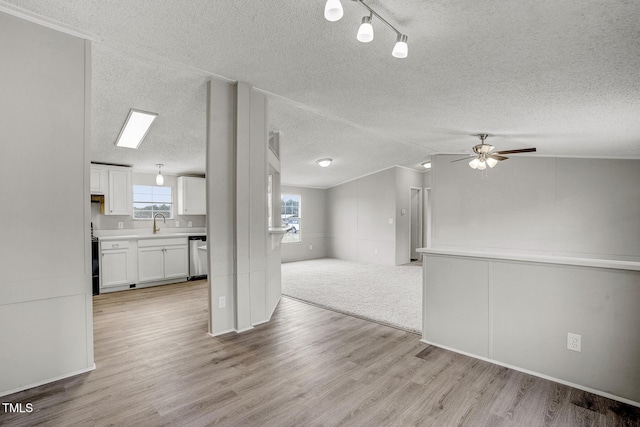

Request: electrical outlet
left=567, top=333, right=581, bottom=352
left=388, top=218, right=394, bottom=224
left=175, top=221, right=180, bottom=228
left=218, top=296, right=226, bottom=308
left=309, top=244, right=313, bottom=250
left=117, top=222, right=123, bottom=229
left=188, top=221, right=193, bottom=228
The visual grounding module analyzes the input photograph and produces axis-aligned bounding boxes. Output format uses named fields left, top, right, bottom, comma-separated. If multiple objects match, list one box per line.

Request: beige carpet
left=281, top=258, right=422, bottom=333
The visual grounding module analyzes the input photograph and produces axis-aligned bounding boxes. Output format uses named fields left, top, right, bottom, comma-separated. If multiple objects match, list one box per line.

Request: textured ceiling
left=2, top=0, right=639, bottom=186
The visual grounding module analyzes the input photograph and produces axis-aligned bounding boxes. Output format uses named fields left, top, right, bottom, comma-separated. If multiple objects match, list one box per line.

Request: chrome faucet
left=153, top=213, right=166, bottom=234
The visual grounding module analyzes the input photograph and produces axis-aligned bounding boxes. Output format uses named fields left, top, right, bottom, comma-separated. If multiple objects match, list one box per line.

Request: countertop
left=94, top=229, right=206, bottom=241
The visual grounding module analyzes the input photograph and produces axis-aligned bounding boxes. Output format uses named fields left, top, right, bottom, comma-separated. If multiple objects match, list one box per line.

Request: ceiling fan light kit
left=454, top=134, right=537, bottom=173
left=324, top=0, right=408, bottom=58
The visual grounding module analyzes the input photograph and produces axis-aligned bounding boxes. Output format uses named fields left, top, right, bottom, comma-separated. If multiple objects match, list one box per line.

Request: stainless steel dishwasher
left=188, top=235, right=207, bottom=279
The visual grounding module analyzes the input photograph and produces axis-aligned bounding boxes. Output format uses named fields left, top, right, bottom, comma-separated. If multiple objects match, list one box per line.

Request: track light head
left=357, top=15, right=374, bottom=43
left=324, top=0, right=344, bottom=21
left=392, top=34, right=408, bottom=58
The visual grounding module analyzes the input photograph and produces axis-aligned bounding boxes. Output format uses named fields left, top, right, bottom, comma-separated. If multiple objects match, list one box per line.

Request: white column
left=206, top=79, right=271, bottom=335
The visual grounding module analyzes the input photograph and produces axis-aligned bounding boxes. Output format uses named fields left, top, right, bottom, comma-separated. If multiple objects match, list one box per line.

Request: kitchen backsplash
left=91, top=203, right=206, bottom=230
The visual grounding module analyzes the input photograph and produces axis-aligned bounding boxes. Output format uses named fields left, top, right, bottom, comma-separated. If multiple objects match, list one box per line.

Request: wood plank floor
left=1, top=280, right=639, bottom=426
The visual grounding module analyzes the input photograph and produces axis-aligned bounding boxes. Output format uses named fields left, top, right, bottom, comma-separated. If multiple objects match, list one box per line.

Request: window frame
left=281, top=193, right=301, bottom=244
left=132, top=184, right=174, bottom=220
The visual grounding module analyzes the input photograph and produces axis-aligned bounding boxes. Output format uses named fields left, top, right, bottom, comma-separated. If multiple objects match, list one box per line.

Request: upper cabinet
left=90, top=166, right=107, bottom=194
left=91, top=164, right=132, bottom=216
left=177, top=176, right=206, bottom=215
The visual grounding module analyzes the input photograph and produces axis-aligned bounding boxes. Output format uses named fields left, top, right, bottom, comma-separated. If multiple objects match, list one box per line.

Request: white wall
left=281, top=185, right=327, bottom=262
left=0, top=12, right=94, bottom=395
left=423, top=253, right=640, bottom=404
left=432, top=155, right=640, bottom=261
left=325, top=167, right=428, bottom=266
left=327, top=168, right=397, bottom=265
left=424, top=154, right=640, bottom=405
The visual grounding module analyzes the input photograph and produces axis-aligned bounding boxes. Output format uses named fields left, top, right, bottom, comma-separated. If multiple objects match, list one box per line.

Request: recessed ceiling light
left=316, top=158, right=333, bottom=168
left=421, top=161, right=431, bottom=169
left=115, top=109, right=158, bottom=149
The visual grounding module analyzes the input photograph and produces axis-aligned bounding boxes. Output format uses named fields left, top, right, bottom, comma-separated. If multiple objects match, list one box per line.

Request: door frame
left=409, top=187, right=423, bottom=260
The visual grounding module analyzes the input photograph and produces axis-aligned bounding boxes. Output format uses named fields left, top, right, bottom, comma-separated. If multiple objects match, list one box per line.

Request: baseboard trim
left=208, top=329, right=235, bottom=337
left=0, top=364, right=96, bottom=398
left=420, top=338, right=640, bottom=408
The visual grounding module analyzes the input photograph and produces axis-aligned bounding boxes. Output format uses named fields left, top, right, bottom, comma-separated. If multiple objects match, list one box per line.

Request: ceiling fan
left=452, top=134, right=537, bottom=170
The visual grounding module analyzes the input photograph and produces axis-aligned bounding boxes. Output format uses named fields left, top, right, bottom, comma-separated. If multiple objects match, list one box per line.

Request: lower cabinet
left=100, top=240, right=137, bottom=289
left=138, top=238, right=188, bottom=283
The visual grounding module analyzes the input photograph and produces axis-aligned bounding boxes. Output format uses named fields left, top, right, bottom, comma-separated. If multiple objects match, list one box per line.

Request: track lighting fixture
left=324, top=0, right=408, bottom=58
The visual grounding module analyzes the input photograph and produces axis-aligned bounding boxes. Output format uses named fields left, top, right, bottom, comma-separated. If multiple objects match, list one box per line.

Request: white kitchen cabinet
left=90, top=165, right=107, bottom=194
left=138, top=237, right=188, bottom=283
left=91, top=164, right=132, bottom=216
left=177, top=176, right=206, bottom=215
left=108, top=168, right=132, bottom=215
left=138, top=247, right=165, bottom=282
left=100, top=240, right=137, bottom=289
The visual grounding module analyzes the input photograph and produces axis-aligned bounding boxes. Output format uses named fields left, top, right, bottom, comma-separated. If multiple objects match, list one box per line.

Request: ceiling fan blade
left=494, top=148, right=537, bottom=155
left=450, top=156, right=475, bottom=163
left=489, top=154, right=509, bottom=161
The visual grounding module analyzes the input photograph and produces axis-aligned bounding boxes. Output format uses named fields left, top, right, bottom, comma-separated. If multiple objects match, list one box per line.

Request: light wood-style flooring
left=1, top=280, right=639, bottom=426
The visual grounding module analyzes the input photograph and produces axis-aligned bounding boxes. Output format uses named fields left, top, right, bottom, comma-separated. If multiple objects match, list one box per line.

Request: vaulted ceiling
left=2, top=0, right=639, bottom=188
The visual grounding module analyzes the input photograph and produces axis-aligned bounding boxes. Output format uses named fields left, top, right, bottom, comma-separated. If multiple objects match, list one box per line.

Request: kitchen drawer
left=100, top=240, right=130, bottom=250
left=138, top=237, right=187, bottom=248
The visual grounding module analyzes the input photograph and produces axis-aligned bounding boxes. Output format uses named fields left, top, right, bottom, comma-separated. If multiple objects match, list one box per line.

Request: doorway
left=410, top=187, right=423, bottom=261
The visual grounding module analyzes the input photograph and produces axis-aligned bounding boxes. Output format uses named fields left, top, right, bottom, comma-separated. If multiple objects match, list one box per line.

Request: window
left=281, top=194, right=301, bottom=243
left=133, top=185, right=173, bottom=219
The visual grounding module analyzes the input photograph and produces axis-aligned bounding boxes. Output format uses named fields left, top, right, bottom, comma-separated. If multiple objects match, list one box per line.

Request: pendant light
left=357, top=14, right=374, bottom=43
left=155, top=164, right=164, bottom=185
left=324, top=0, right=343, bottom=22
